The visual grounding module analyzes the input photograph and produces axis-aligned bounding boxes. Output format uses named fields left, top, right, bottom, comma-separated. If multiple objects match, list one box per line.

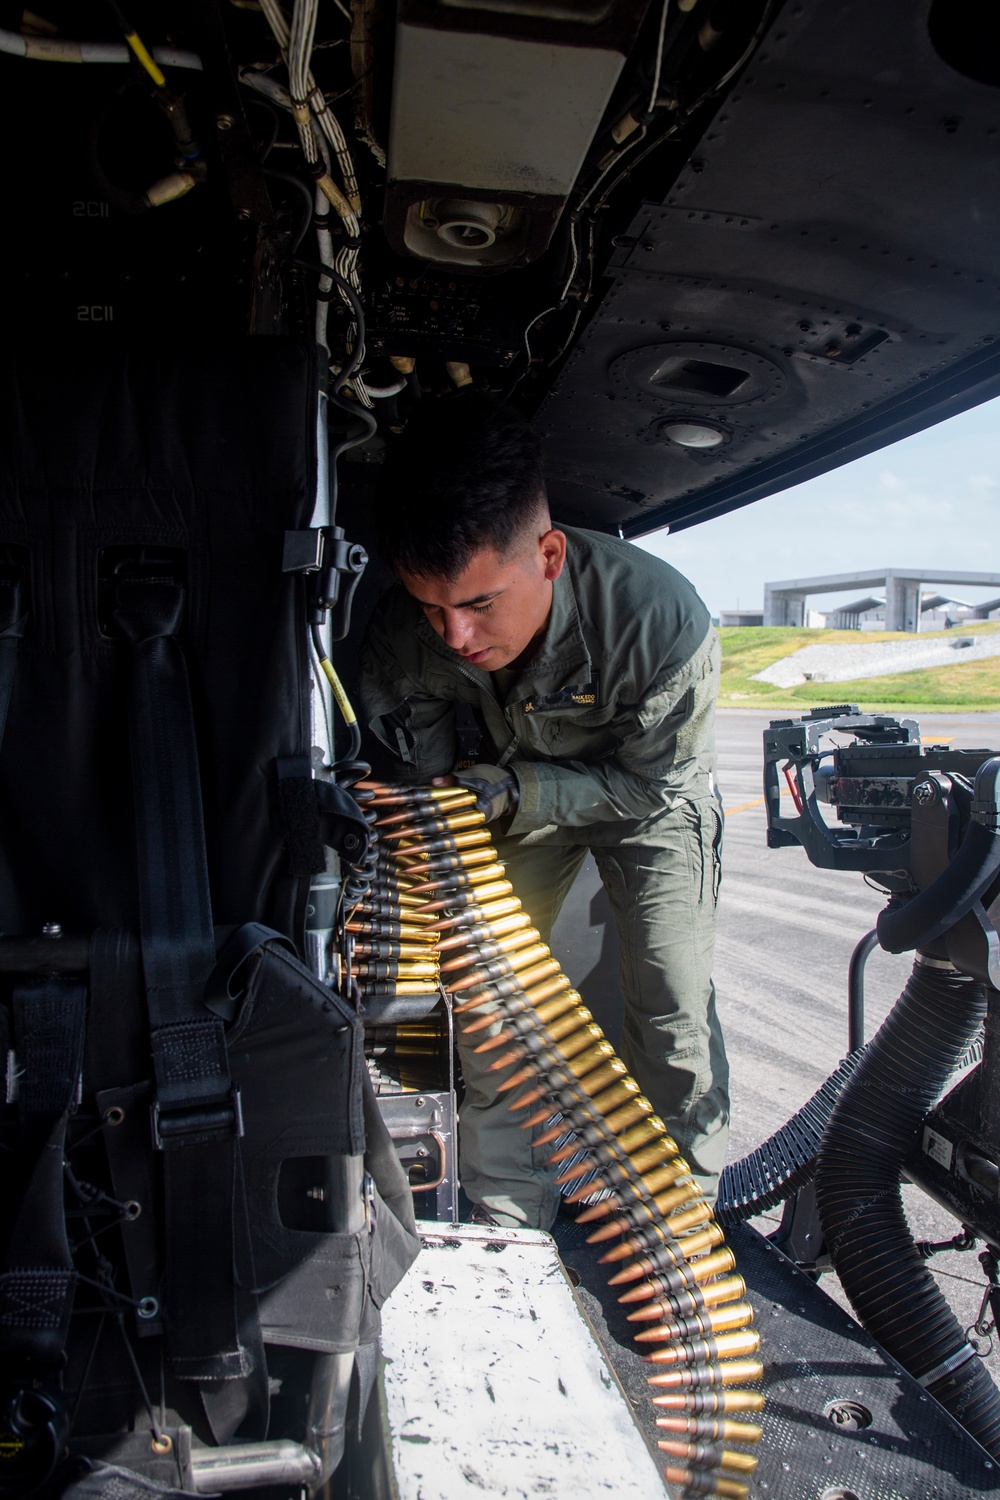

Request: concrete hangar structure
left=763, top=568, right=1000, bottom=633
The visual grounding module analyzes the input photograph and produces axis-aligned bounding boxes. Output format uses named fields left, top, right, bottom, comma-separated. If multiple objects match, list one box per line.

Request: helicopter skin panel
left=536, top=0, right=1000, bottom=535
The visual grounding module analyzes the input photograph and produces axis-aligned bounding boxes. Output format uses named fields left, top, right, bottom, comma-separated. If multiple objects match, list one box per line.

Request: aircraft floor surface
left=552, top=1216, right=998, bottom=1500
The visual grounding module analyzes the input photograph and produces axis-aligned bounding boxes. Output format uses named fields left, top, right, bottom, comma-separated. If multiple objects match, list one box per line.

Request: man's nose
left=440, top=610, right=473, bottom=651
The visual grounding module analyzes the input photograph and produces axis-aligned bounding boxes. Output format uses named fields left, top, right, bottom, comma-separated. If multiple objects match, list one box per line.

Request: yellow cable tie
left=124, top=30, right=166, bottom=88
left=319, top=656, right=357, bottom=726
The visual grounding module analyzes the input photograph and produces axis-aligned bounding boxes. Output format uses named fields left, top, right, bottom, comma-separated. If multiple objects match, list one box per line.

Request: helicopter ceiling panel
left=538, top=0, right=1000, bottom=536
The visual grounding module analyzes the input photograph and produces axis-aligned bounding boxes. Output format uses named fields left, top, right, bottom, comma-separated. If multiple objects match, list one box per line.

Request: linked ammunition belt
left=350, top=780, right=764, bottom=1500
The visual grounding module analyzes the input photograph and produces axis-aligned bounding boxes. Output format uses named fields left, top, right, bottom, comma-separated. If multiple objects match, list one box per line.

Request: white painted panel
left=388, top=26, right=624, bottom=196
left=380, top=1222, right=671, bottom=1499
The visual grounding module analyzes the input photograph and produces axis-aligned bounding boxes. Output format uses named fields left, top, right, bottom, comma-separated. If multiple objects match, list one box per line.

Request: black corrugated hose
left=815, top=956, right=1000, bottom=1457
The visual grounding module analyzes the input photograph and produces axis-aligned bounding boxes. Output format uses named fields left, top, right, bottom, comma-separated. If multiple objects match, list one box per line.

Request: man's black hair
left=375, top=398, right=547, bottom=579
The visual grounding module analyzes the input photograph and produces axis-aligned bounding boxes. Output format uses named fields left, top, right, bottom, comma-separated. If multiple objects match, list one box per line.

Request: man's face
left=399, top=526, right=567, bottom=672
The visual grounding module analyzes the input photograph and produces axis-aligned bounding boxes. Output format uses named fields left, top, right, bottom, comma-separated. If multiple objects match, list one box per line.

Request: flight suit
left=360, top=526, right=728, bottom=1227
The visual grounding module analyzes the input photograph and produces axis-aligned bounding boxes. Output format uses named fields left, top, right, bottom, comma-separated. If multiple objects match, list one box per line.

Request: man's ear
left=540, top=528, right=567, bottom=582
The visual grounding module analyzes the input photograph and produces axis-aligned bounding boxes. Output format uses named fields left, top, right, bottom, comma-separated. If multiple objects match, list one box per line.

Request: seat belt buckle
left=151, top=1087, right=244, bottom=1150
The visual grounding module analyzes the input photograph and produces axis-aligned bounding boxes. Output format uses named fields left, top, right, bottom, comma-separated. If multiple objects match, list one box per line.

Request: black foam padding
left=552, top=1217, right=998, bottom=1496
left=0, top=339, right=321, bottom=944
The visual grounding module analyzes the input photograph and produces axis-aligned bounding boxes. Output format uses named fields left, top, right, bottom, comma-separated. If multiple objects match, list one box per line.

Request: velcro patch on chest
left=522, top=679, right=600, bottom=714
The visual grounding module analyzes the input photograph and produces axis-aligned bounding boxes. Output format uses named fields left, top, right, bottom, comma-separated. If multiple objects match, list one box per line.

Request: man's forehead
left=400, top=546, right=515, bottom=608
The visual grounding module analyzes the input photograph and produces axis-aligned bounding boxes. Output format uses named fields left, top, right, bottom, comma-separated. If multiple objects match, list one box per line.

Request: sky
left=636, top=394, right=1000, bottom=620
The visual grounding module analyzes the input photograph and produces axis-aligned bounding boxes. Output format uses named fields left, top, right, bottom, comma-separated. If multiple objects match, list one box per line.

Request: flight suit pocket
left=684, top=798, right=723, bottom=907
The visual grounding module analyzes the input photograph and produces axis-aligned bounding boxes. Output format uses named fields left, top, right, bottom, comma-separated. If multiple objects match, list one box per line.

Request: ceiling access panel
left=537, top=0, right=1000, bottom=537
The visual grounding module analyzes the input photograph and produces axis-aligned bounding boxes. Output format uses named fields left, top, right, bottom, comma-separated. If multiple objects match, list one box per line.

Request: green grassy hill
left=718, top=621, right=1000, bottom=712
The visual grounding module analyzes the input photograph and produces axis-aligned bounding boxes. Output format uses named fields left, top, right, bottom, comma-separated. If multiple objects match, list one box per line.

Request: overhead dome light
left=660, top=420, right=726, bottom=450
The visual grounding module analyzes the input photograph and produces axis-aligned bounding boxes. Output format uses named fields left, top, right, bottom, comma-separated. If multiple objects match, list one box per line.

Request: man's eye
left=471, top=602, right=495, bottom=615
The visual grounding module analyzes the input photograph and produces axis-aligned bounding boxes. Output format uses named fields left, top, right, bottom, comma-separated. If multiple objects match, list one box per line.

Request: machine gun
left=749, top=706, right=1000, bottom=1452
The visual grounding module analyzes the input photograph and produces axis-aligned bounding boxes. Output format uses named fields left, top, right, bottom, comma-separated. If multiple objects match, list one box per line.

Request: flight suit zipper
left=452, top=657, right=519, bottom=767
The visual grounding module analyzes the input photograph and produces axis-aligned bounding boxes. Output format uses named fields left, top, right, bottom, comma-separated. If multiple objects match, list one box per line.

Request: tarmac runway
left=551, top=706, right=1000, bottom=1387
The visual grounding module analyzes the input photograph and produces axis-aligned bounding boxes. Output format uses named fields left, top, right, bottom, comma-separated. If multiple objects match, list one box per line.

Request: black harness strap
left=0, top=571, right=24, bottom=752
left=0, top=978, right=86, bottom=1373
left=113, top=575, right=257, bottom=1393
left=0, top=572, right=85, bottom=1387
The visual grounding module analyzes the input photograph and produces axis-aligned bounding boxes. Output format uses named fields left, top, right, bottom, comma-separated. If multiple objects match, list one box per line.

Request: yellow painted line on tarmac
left=725, top=796, right=767, bottom=815
left=725, top=787, right=794, bottom=816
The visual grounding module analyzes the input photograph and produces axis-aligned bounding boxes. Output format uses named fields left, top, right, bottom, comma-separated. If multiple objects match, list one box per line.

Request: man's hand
left=434, top=764, right=519, bottom=822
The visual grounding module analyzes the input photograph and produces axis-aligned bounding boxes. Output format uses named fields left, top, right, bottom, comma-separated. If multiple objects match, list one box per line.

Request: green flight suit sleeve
left=359, top=606, right=459, bottom=780
left=505, top=629, right=720, bottom=834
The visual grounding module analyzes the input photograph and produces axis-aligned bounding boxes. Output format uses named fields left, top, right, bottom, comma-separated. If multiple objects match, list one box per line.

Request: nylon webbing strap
left=0, top=571, right=25, bottom=752
left=114, top=575, right=248, bottom=1382
left=0, top=978, right=86, bottom=1371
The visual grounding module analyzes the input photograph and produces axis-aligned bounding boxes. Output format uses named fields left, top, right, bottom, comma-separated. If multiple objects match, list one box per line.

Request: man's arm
left=505, top=630, right=720, bottom=834
left=359, top=607, right=459, bottom=781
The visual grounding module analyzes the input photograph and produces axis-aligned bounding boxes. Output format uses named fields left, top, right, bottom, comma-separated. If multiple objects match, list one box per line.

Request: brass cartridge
left=441, top=927, right=543, bottom=975
left=474, top=1003, right=592, bottom=1054
left=367, top=783, right=474, bottom=805
left=401, top=829, right=493, bottom=856
left=633, top=1302, right=755, bottom=1345
left=651, top=1391, right=764, bottom=1416
left=402, top=857, right=505, bottom=885
left=346, top=919, right=437, bottom=942
left=646, top=1357, right=764, bottom=1390
left=612, top=1235, right=730, bottom=1295
left=644, top=1329, right=760, bottom=1367
left=383, top=810, right=487, bottom=840
left=438, top=911, right=531, bottom=949
left=373, top=792, right=476, bottom=822
left=587, top=1076, right=644, bottom=1118
left=422, top=879, right=514, bottom=912
left=358, top=981, right=442, bottom=997
left=512, top=1057, right=629, bottom=1114
left=619, top=1118, right=674, bottom=1154
left=626, top=1275, right=747, bottom=1323
left=454, top=969, right=570, bottom=1014
left=587, top=1182, right=700, bottom=1244
left=406, top=860, right=506, bottom=893
left=471, top=994, right=586, bottom=1046
left=661, top=1467, right=749, bottom=1500
left=355, top=961, right=440, bottom=981
left=455, top=984, right=573, bottom=1053
left=472, top=958, right=561, bottom=1009
left=354, top=896, right=430, bottom=920
left=461, top=974, right=572, bottom=1021
left=603, top=1095, right=656, bottom=1136
left=449, top=943, right=552, bottom=992
left=575, top=1158, right=692, bottom=1223
left=597, top=1201, right=712, bottom=1257
left=354, top=940, right=436, bottom=961
left=410, top=847, right=500, bottom=872
left=497, top=1038, right=615, bottom=1094
left=556, top=1118, right=657, bottom=1191
left=656, top=1440, right=758, bottom=1476
left=491, top=1019, right=603, bottom=1075
left=655, top=1416, right=761, bottom=1445
left=428, top=897, right=523, bottom=930
left=561, top=1144, right=678, bottom=1205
